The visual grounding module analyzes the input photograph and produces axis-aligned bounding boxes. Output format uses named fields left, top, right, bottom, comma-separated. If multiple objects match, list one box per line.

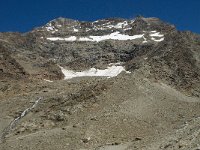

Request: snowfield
left=59, top=64, right=130, bottom=80
left=46, top=31, right=165, bottom=43
left=47, top=32, right=144, bottom=42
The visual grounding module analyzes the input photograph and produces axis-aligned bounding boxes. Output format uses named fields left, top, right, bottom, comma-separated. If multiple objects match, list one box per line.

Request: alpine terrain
left=0, top=16, right=200, bottom=150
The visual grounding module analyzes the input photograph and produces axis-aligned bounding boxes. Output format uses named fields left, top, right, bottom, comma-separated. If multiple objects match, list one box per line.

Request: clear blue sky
left=0, top=0, right=200, bottom=33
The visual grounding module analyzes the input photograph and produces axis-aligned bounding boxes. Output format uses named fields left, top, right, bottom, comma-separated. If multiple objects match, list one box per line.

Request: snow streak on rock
left=0, top=98, right=42, bottom=142
left=44, top=79, right=53, bottom=82
left=47, top=32, right=144, bottom=42
left=150, top=32, right=164, bottom=42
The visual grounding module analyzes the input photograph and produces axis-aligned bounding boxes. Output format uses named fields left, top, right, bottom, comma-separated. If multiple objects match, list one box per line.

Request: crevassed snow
left=47, top=32, right=144, bottom=42
left=60, top=65, right=130, bottom=80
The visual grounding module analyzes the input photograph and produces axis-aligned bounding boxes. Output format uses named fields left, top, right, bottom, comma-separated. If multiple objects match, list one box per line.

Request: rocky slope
left=0, top=16, right=200, bottom=150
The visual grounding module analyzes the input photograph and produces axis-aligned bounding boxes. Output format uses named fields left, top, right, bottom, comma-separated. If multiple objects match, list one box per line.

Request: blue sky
left=0, top=0, right=200, bottom=33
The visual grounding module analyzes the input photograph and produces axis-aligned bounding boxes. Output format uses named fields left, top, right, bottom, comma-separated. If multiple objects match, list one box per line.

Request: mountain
left=0, top=17, right=200, bottom=150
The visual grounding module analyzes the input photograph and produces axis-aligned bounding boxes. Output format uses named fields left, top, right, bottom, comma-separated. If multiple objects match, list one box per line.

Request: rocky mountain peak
left=0, top=16, right=199, bottom=96
left=0, top=16, right=200, bottom=150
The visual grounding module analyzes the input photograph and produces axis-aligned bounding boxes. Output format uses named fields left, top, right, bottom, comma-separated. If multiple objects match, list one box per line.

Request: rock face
left=0, top=16, right=199, bottom=94
left=0, top=45, right=27, bottom=80
left=0, top=16, right=200, bottom=150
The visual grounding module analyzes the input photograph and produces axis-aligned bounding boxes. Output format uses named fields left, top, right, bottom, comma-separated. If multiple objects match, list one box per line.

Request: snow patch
left=149, top=31, right=164, bottom=42
left=47, top=36, right=77, bottom=41
left=86, top=28, right=91, bottom=32
left=92, top=21, right=131, bottom=31
left=47, top=32, right=144, bottom=42
left=150, top=31, right=157, bottom=33
left=44, top=79, right=53, bottom=82
left=79, top=37, right=93, bottom=42
left=60, top=64, right=130, bottom=80
left=130, top=19, right=135, bottom=23
left=113, top=21, right=128, bottom=29
left=45, top=22, right=58, bottom=33
left=73, top=28, right=79, bottom=32
left=142, top=36, right=148, bottom=43
left=57, top=25, right=62, bottom=28
left=88, top=32, right=144, bottom=42
left=151, top=37, right=164, bottom=42
left=124, top=27, right=132, bottom=31
left=46, top=26, right=54, bottom=31
left=150, top=32, right=164, bottom=37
